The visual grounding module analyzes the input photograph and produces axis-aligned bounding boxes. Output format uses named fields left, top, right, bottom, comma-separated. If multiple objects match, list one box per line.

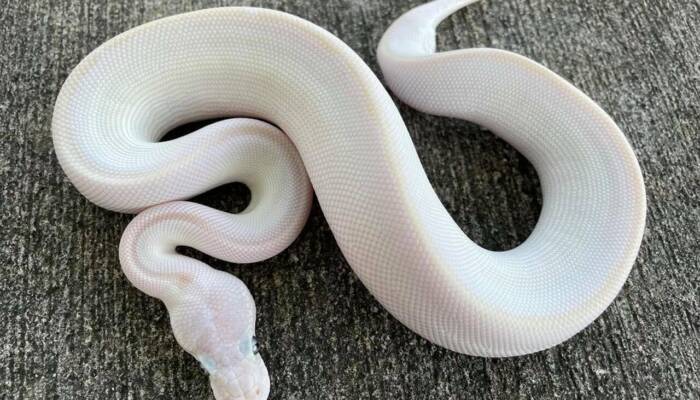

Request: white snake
left=52, top=0, right=646, bottom=398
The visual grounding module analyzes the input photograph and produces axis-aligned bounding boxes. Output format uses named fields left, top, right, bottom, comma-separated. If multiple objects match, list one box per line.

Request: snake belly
left=52, top=1, right=646, bottom=399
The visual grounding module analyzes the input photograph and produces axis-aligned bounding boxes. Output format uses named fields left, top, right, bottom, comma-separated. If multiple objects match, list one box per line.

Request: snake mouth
left=208, top=354, right=270, bottom=400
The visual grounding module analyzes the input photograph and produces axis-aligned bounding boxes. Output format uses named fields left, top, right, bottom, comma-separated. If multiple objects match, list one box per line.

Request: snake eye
left=238, top=335, right=259, bottom=356
left=252, top=336, right=259, bottom=355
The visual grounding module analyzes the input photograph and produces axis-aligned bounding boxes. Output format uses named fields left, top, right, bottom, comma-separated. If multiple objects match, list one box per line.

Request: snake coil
left=52, top=1, right=646, bottom=399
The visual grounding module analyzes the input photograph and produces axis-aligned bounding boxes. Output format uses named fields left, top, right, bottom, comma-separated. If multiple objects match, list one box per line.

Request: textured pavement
left=1, top=0, right=699, bottom=399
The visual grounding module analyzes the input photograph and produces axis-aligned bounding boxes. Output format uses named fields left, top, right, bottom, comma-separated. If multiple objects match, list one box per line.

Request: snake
left=51, top=0, right=646, bottom=398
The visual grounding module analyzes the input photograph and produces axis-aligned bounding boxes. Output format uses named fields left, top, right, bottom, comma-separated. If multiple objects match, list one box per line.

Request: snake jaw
left=199, top=335, right=269, bottom=400
left=208, top=353, right=270, bottom=400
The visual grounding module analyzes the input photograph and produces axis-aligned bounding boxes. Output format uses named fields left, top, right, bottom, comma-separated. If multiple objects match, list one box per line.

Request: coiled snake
left=52, top=0, right=646, bottom=398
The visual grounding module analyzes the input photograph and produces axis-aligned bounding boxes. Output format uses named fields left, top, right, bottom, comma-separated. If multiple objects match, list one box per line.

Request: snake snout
left=209, top=355, right=270, bottom=400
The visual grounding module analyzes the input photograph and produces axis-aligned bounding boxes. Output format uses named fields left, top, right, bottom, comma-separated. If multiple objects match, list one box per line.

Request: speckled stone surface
left=1, top=0, right=698, bottom=399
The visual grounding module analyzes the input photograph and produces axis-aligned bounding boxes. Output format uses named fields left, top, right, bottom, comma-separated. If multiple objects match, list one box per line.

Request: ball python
left=52, top=0, right=646, bottom=398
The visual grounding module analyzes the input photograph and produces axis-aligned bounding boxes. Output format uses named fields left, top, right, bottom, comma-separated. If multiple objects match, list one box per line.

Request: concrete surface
left=1, top=0, right=698, bottom=398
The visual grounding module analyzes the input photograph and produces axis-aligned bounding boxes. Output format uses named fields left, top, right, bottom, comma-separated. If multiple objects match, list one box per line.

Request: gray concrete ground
left=1, top=0, right=699, bottom=398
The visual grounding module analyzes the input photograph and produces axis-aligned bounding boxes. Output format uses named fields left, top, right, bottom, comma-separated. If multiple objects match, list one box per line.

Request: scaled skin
left=52, top=1, right=646, bottom=399
left=117, top=120, right=312, bottom=399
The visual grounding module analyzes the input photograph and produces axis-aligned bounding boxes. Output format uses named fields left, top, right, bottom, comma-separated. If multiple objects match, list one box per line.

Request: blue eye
left=198, top=355, right=216, bottom=374
left=252, top=336, right=259, bottom=355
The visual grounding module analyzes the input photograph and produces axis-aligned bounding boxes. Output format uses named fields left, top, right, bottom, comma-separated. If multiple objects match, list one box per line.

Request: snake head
left=203, top=336, right=270, bottom=400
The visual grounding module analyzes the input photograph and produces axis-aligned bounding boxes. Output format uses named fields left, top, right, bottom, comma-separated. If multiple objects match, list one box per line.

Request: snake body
left=52, top=0, right=646, bottom=399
